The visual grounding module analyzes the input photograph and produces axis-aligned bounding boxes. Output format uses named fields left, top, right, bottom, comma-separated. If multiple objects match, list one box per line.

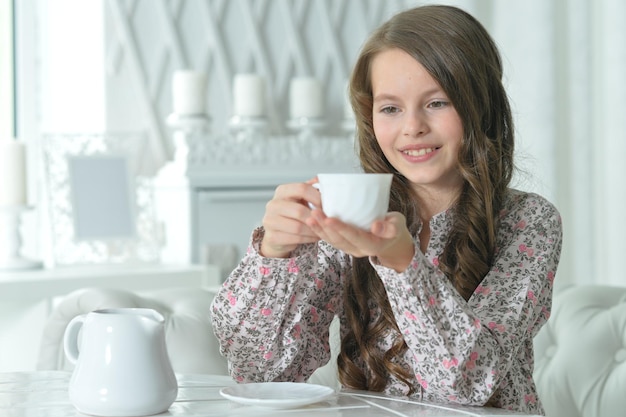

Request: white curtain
left=429, top=0, right=626, bottom=288
left=585, top=0, right=626, bottom=287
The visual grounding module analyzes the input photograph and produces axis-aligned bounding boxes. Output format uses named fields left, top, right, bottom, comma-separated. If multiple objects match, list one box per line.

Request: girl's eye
left=428, top=100, right=448, bottom=109
left=380, top=106, right=399, bottom=114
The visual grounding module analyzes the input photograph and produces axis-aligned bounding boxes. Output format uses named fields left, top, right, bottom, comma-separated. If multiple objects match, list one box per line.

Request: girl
left=211, top=5, right=562, bottom=414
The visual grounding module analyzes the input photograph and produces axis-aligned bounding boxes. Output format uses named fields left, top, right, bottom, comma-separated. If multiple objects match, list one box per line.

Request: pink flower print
left=236, top=375, right=244, bottom=382
left=287, top=258, right=299, bottom=274
left=542, top=306, right=551, bottom=319
left=428, top=296, right=436, bottom=306
left=263, top=351, right=273, bottom=360
left=432, top=257, right=439, bottom=266
left=528, top=290, right=537, bottom=304
left=524, top=394, right=536, bottom=404
left=314, top=277, right=324, bottom=289
left=488, top=321, right=505, bottom=332
left=227, top=291, right=237, bottom=306
left=443, top=357, right=459, bottom=369
left=261, top=307, right=272, bottom=316
left=404, top=310, right=417, bottom=321
left=293, top=323, right=302, bottom=339
left=475, top=285, right=491, bottom=295
left=466, top=351, right=479, bottom=370
left=259, top=266, right=272, bottom=276
left=416, top=374, right=428, bottom=390
left=547, top=270, right=555, bottom=285
left=310, top=306, right=320, bottom=323
left=411, top=260, right=419, bottom=269
left=514, top=220, right=527, bottom=230
left=518, top=244, right=534, bottom=257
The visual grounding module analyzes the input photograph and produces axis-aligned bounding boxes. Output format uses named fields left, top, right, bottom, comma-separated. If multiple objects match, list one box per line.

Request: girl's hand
left=260, top=178, right=322, bottom=258
left=306, top=210, right=415, bottom=272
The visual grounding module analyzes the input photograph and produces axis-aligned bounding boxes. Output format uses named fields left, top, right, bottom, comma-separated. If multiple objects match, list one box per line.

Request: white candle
left=0, top=139, right=27, bottom=206
left=233, top=74, right=266, bottom=117
left=289, top=77, right=323, bottom=119
left=172, top=70, right=207, bottom=115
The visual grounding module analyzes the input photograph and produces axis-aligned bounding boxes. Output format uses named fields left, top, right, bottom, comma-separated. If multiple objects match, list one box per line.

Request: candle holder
left=286, top=117, right=326, bottom=140
left=166, top=113, right=211, bottom=172
left=0, top=205, right=43, bottom=271
left=229, top=115, right=269, bottom=142
left=166, top=113, right=211, bottom=133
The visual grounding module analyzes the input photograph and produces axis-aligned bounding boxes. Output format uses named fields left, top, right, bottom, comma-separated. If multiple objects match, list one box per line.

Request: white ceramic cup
left=314, top=173, right=393, bottom=230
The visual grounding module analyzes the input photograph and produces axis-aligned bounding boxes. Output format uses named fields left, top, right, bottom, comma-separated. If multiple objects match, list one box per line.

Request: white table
left=0, top=371, right=540, bottom=417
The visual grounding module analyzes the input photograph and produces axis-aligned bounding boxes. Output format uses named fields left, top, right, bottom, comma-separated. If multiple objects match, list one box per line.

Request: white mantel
left=154, top=124, right=359, bottom=276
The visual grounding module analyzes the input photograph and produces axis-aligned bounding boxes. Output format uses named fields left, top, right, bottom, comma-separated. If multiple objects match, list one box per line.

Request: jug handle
left=63, top=314, right=86, bottom=365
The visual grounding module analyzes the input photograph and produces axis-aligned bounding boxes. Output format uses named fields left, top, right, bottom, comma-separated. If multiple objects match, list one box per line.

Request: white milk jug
left=63, top=308, right=178, bottom=416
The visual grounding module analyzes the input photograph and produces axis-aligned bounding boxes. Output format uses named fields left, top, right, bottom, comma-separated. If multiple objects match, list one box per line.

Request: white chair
left=37, top=286, right=228, bottom=375
left=533, top=285, right=626, bottom=417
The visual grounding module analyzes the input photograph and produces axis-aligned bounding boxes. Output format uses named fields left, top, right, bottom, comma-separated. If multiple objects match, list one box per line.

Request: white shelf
left=0, top=263, right=219, bottom=302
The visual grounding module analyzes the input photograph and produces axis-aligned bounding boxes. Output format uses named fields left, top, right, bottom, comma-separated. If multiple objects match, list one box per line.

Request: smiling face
left=371, top=48, right=464, bottom=200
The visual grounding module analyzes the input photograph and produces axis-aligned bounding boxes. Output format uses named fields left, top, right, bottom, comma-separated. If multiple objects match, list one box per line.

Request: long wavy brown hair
left=337, top=5, right=515, bottom=394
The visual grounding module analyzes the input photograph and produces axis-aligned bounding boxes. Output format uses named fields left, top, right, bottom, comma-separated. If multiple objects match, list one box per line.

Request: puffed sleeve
left=373, top=192, right=562, bottom=406
left=210, top=227, right=347, bottom=383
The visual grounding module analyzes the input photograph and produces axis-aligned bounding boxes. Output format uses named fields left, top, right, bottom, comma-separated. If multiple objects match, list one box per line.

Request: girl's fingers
left=308, top=213, right=375, bottom=257
left=308, top=211, right=410, bottom=259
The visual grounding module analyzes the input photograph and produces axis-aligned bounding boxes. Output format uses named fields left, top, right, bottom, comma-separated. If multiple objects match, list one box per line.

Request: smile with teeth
left=403, top=147, right=439, bottom=157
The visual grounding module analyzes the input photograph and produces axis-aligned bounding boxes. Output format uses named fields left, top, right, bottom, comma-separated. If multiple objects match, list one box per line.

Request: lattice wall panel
left=103, top=0, right=418, bottom=168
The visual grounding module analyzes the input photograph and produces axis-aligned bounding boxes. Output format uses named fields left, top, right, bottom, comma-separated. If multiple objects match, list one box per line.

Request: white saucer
left=219, top=382, right=334, bottom=409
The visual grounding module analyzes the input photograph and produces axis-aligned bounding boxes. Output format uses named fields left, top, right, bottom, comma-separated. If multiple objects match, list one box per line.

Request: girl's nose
left=402, top=111, right=427, bottom=137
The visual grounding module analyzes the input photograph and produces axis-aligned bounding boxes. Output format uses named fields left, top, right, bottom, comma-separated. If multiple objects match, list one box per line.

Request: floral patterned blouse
left=210, top=189, right=562, bottom=415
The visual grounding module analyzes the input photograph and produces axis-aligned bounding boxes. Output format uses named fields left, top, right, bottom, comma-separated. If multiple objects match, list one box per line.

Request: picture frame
left=43, top=132, right=162, bottom=266
left=67, top=154, right=135, bottom=241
